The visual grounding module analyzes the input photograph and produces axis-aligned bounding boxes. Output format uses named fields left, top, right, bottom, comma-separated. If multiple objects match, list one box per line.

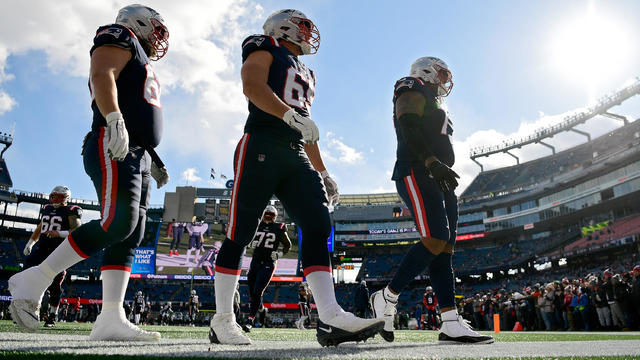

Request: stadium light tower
left=0, top=131, right=12, bottom=159
left=469, top=76, right=640, bottom=171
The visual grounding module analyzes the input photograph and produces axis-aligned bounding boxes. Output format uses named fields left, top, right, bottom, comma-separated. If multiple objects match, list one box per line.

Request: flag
left=220, top=174, right=227, bottom=180
left=210, top=168, right=216, bottom=180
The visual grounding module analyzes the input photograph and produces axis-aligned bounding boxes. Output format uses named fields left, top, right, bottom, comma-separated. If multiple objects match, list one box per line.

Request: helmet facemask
left=50, top=185, right=70, bottom=208
left=116, top=5, right=169, bottom=61
left=410, top=57, right=454, bottom=97
left=263, top=9, right=320, bottom=55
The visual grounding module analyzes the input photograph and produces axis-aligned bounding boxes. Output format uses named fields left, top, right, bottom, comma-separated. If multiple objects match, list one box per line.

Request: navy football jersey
left=89, top=23, right=163, bottom=148
left=298, top=288, right=309, bottom=303
left=391, top=77, right=455, bottom=180
left=134, top=294, right=145, bottom=311
left=241, top=35, right=316, bottom=141
left=38, top=204, right=82, bottom=248
left=249, top=221, right=288, bottom=263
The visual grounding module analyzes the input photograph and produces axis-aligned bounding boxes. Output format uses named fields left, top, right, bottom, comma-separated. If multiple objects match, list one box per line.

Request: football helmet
left=262, top=205, right=278, bottom=223
left=410, top=57, right=453, bottom=97
left=263, top=9, right=320, bottom=55
left=603, top=268, right=613, bottom=278
left=50, top=185, right=71, bottom=207
left=115, top=4, right=169, bottom=60
left=425, top=286, right=433, bottom=292
left=136, top=291, right=142, bottom=296
left=191, top=289, right=197, bottom=296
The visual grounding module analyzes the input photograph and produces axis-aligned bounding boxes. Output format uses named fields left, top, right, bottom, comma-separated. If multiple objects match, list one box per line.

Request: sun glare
left=549, top=4, right=631, bottom=90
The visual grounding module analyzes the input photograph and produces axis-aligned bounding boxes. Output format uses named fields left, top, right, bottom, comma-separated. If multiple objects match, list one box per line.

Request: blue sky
left=1, top=0, right=639, bottom=210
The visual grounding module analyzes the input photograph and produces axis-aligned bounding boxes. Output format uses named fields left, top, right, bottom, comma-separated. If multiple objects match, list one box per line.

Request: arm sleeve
left=396, top=112, right=435, bottom=163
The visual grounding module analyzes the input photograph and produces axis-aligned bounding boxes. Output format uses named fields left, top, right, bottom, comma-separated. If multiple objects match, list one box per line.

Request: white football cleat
left=295, top=318, right=306, bottom=330
left=89, top=309, right=161, bottom=341
left=316, top=310, right=384, bottom=347
left=8, top=267, right=51, bottom=330
left=369, top=288, right=397, bottom=342
left=209, top=313, right=251, bottom=345
left=438, top=315, right=494, bottom=344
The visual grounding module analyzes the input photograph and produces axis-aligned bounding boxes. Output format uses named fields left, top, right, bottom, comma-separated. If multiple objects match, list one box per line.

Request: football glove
left=321, top=170, right=339, bottom=206
left=151, top=162, right=170, bottom=189
left=271, top=251, right=283, bottom=261
left=426, top=160, right=460, bottom=193
left=283, top=109, right=319, bottom=144
left=23, top=239, right=36, bottom=256
left=105, top=112, right=129, bottom=161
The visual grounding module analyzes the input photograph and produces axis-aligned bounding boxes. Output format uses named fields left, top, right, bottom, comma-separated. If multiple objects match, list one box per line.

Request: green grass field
left=1, top=320, right=639, bottom=359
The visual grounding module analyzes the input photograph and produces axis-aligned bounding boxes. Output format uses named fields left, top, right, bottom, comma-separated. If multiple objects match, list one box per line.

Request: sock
left=185, top=249, right=192, bottom=264
left=214, top=239, right=244, bottom=315
left=101, top=269, right=130, bottom=312
left=49, top=305, right=59, bottom=315
left=388, top=242, right=436, bottom=293
left=135, top=313, right=140, bottom=324
left=214, top=272, right=239, bottom=315
left=441, top=309, right=459, bottom=322
left=41, top=238, right=86, bottom=277
left=428, top=253, right=455, bottom=309
left=194, top=249, right=201, bottom=263
left=384, top=286, right=399, bottom=302
left=305, top=270, right=342, bottom=321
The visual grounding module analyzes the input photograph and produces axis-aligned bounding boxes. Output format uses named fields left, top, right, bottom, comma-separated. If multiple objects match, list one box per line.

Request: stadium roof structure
left=337, top=192, right=402, bottom=207
left=469, top=76, right=640, bottom=171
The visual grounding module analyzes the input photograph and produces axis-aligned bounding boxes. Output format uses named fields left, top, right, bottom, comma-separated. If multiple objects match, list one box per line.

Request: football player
left=423, top=286, right=438, bottom=330
left=242, top=205, right=291, bottom=332
left=295, top=282, right=311, bottom=330
left=9, top=4, right=170, bottom=341
left=188, top=289, right=199, bottom=326
left=370, top=57, right=493, bottom=344
left=133, top=290, right=145, bottom=325
left=160, top=301, right=173, bottom=326
left=184, top=220, right=208, bottom=267
left=22, top=186, right=82, bottom=328
left=209, top=9, right=383, bottom=346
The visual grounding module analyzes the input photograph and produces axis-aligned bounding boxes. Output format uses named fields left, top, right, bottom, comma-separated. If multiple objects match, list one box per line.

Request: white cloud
left=0, top=0, right=261, bottom=169
left=453, top=106, right=624, bottom=195
left=322, top=131, right=364, bottom=164
left=181, top=168, right=202, bottom=184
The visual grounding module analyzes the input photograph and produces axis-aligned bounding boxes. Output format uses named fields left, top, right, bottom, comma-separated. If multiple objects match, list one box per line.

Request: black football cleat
left=438, top=316, right=494, bottom=344
left=315, top=313, right=384, bottom=347
left=44, top=316, right=56, bottom=328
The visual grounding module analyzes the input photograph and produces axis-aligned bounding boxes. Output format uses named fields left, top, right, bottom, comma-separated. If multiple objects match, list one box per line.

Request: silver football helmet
left=410, top=57, right=453, bottom=97
left=191, top=289, right=196, bottom=295
left=262, top=205, right=278, bottom=223
left=136, top=290, right=143, bottom=296
left=50, top=185, right=71, bottom=207
left=263, top=9, right=320, bottom=55
left=116, top=4, right=169, bottom=60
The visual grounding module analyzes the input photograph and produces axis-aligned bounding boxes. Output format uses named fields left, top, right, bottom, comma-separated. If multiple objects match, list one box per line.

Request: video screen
left=152, top=219, right=301, bottom=277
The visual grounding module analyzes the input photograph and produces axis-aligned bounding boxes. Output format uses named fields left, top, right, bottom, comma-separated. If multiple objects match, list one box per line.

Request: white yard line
left=1, top=332, right=640, bottom=359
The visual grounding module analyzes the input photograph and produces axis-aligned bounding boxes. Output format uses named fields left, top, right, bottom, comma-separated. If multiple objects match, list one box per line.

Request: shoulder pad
left=394, top=77, right=430, bottom=97
left=91, top=24, right=136, bottom=55
left=242, top=35, right=280, bottom=62
left=68, top=205, right=83, bottom=218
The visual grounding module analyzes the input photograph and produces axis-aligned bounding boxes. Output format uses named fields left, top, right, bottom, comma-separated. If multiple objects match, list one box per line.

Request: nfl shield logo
left=258, top=154, right=266, bottom=162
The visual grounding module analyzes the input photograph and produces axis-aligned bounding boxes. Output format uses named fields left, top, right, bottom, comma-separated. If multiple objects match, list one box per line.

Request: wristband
left=320, top=170, right=330, bottom=179
left=58, top=231, right=69, bottom=238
